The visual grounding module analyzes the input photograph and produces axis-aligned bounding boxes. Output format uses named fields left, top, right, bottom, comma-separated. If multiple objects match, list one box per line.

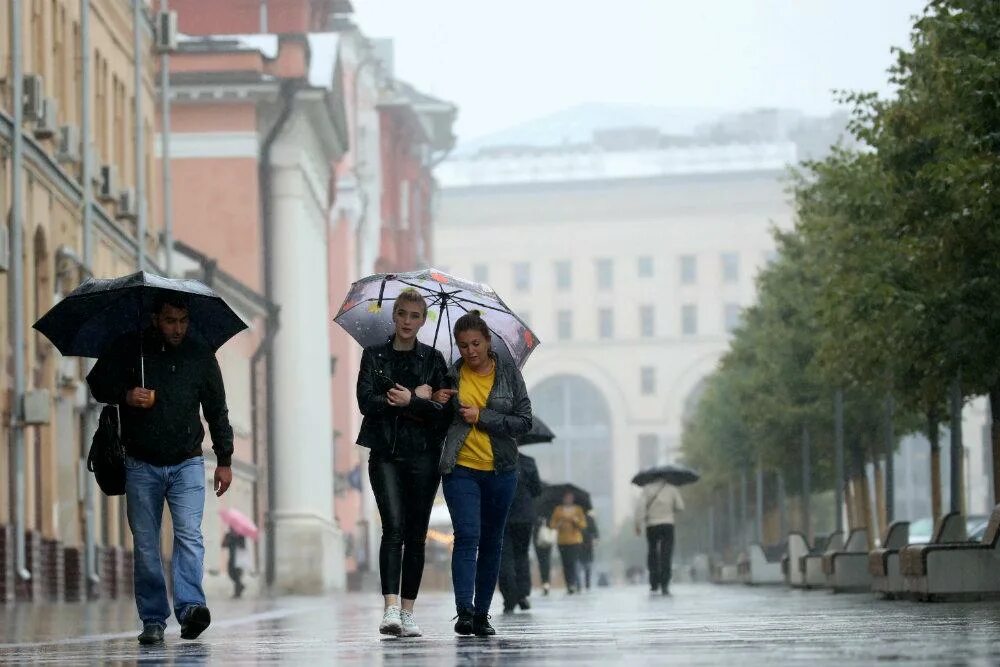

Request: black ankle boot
left=472, top=612, right=495, bottom=637
left=454, top=607, right=474, bottom=635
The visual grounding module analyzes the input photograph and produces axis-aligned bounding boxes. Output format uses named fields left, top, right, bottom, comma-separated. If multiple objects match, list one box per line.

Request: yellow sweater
left=549, top=504, right=587, bottom=546
left=456, top=362, right=496, bottom=471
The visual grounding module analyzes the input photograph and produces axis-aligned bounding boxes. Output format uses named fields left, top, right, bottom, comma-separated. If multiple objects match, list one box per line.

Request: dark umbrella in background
left=333, top=269, right=540, bottom=368
left=537, top=483, right=592, bottom=517
left=631, top=464, right=700, bottom=488
left=518, top=415, right=555, bottom=446
left=33, top=271, right=247, bottom=382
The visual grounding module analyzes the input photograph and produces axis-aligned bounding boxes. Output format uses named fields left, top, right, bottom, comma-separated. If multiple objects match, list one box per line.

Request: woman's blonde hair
left=394, top=288, right=428, bottom=317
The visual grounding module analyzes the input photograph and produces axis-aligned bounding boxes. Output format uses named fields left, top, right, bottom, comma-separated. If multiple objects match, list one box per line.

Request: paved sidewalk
left=2, top=583, right=1000, bottom=665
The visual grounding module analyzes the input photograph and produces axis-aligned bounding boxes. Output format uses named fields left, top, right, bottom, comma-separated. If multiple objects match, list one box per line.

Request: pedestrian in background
left=222, top=527, right=247, bottom=599
left=550, top=491, right=587, bottom=594
left=499, top=453, right=542, bottom=613
left=534, top=516, right=556, bottom=596
left=578, top=511, right=599, bottom=591
left=635, top=481, right=684, bottom=595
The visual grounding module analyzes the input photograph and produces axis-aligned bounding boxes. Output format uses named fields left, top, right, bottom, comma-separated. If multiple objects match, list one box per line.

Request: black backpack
left=87, top=405, right=126, bottom=496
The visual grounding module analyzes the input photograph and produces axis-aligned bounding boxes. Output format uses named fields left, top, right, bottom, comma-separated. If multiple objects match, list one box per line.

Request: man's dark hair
left=152, top=291, right=190, bottom=315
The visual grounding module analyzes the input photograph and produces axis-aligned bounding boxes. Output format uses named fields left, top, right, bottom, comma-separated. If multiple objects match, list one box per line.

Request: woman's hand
left=386, top=384, right=412, bottom=407
left=433, top=388, right=458, bottom=403
left=458, top=402, right=480, bottom=424
left=414, top=384, right=433, bottom=400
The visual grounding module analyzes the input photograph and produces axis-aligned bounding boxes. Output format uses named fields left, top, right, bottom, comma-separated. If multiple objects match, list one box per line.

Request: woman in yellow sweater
left=549, top=491, right=587, bottom=594
left=439, top=311, right=532, bottom=637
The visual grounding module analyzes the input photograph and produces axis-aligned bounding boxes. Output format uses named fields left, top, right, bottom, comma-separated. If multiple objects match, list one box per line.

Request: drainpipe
left=259, top=81, right=298, bottom=585
left=9, top=0, right=31, bottom=584
left=159, top=0, right=173, bottom=276
left=133, top=0, right=147, bottom=272
left=80, top=0, right=100, bottom=593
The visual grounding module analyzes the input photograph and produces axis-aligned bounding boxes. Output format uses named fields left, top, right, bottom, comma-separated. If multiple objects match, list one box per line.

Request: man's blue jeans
left=442, top=465, right=518, bottom=614
left=125, top=455, right=207, bottom=627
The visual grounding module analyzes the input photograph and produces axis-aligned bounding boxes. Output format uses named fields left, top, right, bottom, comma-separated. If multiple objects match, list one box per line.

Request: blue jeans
left=125, top=455, right=207, bottom=626
left=442, top=465, right=518, bottom=614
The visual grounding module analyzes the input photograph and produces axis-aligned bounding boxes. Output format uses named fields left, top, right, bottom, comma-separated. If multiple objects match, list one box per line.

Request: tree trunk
left=860, top=469, right=875, bottom=550
left=874, top=458, right=887, bottom=540
left=990, top=387, right=1000, bottom=508
left=927, top=409, right=942, bottom=525
left=844, top=477, right=857, bottom=531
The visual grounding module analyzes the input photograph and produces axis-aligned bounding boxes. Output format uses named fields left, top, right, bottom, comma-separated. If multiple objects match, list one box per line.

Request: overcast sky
left=353, top=0, right=928, bottom=143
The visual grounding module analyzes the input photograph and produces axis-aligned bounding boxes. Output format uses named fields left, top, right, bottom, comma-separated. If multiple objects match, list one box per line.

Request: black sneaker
left=137, top=623, right=164, bottom=645
left=180, top=605, right=212, bottom=640
left=518, top=598, right=531, bottom=611
left=472, top=613, right=495, bottom=637
left=454, top=607, right=474, bottom=635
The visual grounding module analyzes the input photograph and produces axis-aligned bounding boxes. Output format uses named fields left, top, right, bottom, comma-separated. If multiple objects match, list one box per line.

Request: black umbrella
left=518, top=416, right=555, bottom=446
left=537, top=483, right=592, bottom=517
left=334, top=268, right=539, bottom=368
left=631, top=464, right=700, bottom=487
left=34, top=271, right=247, bottom=369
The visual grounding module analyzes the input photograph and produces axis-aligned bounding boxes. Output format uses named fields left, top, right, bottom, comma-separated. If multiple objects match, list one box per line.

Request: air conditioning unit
left=155, top=11, right=178, bottom=53
left=22, top=74, right=44, bottom=122
left=98, top=164, right=117, bottom=202
left=33, top=97, right=57, bottom=140
left=56, top=125, right=80, bottom=164
left=116, top=188, right=137, bottom=221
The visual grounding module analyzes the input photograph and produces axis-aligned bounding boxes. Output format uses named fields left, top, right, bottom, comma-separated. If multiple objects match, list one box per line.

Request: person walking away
left=550, top=492, right=587, bottom=594
left=87, top=293, right=234, bottom=645
left=578, top=511, right=599, bottom=591
left=534, top=517, right=556, bottom=596
left=440, top=311, right=532, bottom=637
left=222, top=528, right=247, bottom=598
left=499, top=453, right=542, bottom=613
left=356, top=289, right=452, bottom=638
left=635, top=481, right=684, bottom=595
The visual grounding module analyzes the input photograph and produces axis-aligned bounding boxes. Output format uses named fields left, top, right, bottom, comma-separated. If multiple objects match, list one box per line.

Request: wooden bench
left=801, top=531, right=843, bottom=589
left=822, top=528, right=871, bottom=593
left=868, top=521, right=910, bottom=599
left=900, top=506, right=1000, bottom=602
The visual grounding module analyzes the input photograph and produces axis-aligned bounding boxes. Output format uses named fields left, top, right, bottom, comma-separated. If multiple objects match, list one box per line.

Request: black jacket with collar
left=355, top=338, right=452, bottom=457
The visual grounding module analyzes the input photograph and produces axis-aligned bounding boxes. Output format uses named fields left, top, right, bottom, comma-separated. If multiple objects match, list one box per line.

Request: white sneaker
left=379, top=606, right=402, bottom=636
left=400, top=609, right=422, bottom=637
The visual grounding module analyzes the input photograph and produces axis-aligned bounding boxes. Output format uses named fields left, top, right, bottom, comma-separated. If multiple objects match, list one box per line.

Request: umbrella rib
left=449, top=300, right=508, bottom=348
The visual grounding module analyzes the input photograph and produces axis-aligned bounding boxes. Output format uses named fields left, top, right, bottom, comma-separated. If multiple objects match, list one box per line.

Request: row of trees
left=681, top=0, right=1000, bottom=547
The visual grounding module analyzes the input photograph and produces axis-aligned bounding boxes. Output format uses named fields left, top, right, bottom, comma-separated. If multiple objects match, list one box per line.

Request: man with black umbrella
left=635, top=480, right=685, bottom=595
left=87, top=293, right=234, bottom=645
left=499, top=453, right=542, bottom=613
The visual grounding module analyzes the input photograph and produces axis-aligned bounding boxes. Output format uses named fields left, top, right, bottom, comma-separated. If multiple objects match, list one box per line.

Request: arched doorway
left=529, top=375, right=613, bottom=534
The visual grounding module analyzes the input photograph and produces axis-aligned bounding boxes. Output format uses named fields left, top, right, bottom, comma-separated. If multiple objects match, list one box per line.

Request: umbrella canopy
left=219, top=507, right=259, bottom=541
left=33, top=271, right=247, bottom=358
left=334, top=269, right=539, bottom=368
left=631, top=464, right=700, bottom=487
left=518, top=415, right=555, bottom=446
left=537, top=483, right=592, bottom=517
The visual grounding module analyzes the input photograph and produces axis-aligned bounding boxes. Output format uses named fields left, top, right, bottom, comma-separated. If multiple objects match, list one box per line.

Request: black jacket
left=355, top=338, right=452, bottom=457
left=86, top=329, right=234, bottom=467
left=507, top=454, right=542, bottom=524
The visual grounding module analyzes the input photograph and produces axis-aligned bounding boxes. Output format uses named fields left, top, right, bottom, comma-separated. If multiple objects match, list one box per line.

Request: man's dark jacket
left=508, top=454, right=543, bottom=524
left=86, top=328, right=234, bottom=467
left=355, top=338, right=452, bottom=457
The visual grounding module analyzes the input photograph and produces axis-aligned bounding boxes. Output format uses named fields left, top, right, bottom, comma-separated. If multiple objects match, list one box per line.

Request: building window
left=639, top=305, right=655, bottom=338
left=598, top=308, right=614, bottom=339
left=722, top=253, right=740, bottom=284
left=640, top=367, right=656, bottom=396
left=638, top=255, right=654, bottom=278
left=473, top=263, right=489, bottom=284
left=681, top=304, right=698, bottom=335
left=724, top=303, right=742, bottom=332
left=555, top=260, right=572, bottom=291
left=638, top=434, right=659, bottom=469
left=513, top=262, right=531, bottom=291
left=557, top=310, right=572, bottom=340
left=596, top=258, right=613, bottom=290
left=680, top=255, right=697, bottom=285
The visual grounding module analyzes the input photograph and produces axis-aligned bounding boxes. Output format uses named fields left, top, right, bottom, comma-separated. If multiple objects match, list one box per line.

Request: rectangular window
left=555, top=260, right=572, bottom=291
left=637, top=255, right=654, bottom=278
left=682, top=304, right=698, bottom=335
left=557, top=310, right=572, bottom=340
left=513, top=262, right=531, bottom=292
left=680, top=255, right=697, bottom=285
left=595, top=258, right=613, bottom=290
left=639, top=305, right=655, bottom=338
left=640, top=366, right=656, bottom=396
left=472, top=263, right=489, bottom=284
left=724, top=303, right=742, bottom=333
left=638, top=434, right=659, bottom=469
left=598, top=308, right=614, bottom=339
left=722, top=252, right=740, bottom=284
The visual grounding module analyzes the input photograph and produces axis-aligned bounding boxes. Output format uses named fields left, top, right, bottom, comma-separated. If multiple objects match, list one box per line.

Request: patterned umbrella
left=333, top=269, right=539, bottom=368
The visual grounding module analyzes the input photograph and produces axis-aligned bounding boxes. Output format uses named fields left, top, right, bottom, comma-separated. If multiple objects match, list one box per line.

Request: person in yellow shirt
left=549, top=491, right=587, bottom=594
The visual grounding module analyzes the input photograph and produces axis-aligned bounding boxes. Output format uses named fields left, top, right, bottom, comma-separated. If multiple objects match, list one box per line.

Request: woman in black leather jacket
left=355, top=289, right=452, bottom=638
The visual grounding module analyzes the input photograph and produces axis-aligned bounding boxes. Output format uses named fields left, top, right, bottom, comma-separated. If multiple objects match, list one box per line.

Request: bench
left=801, top=531, right=843, bottom=589
left=901, top=505, right=1000, bottom=602
left=868, top=521, right=910, bottom=599
left=738, top=542, right=786, bottom=585
left=822, top=528, right=872, bottom=593
left=783, top=532, right=810, bottom=587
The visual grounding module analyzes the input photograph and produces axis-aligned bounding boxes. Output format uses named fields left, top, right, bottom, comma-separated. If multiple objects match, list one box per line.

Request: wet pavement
left=2, top=583, right=1000, bottom=665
